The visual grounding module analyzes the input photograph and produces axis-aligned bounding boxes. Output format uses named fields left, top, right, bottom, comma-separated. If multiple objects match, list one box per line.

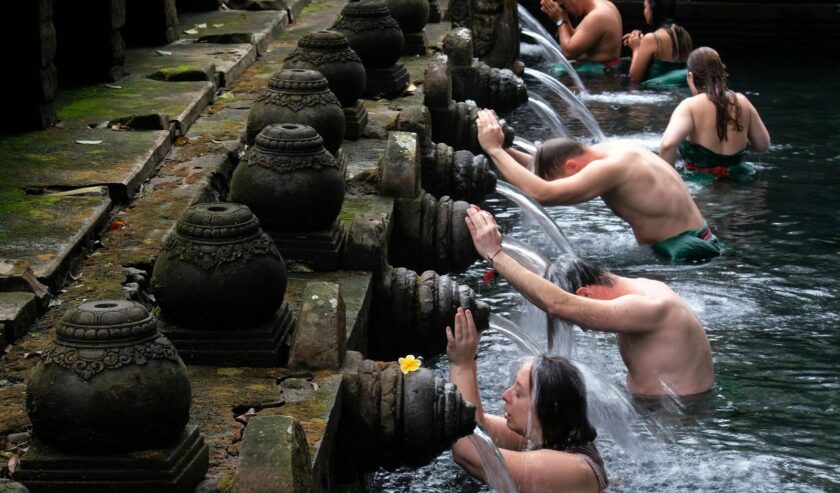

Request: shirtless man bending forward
left=477, top=110, right=721, bottom=262
left=466, top=206, right=715, bottom=396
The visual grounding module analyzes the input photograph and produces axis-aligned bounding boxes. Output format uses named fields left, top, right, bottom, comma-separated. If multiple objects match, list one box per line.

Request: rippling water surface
left=374, top=53, right=840, bottom=492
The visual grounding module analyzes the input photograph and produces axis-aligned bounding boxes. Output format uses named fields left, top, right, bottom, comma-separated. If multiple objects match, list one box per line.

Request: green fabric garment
left=641, top=68, right=688, bottom=88
left=550, top=60, right=619, bottom=76
left=652, top=221, right=723, bottom=262
left=646, top=60, right=686, bottom=80
left=678, top=140, right=755, bottom=183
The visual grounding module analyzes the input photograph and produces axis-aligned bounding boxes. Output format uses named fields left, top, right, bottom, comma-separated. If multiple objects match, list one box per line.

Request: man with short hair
left=540, top=0, right=623, bottom=67
left=465, top=205, right=715, bottom=397
left=477, top=109, right=722, bottom=262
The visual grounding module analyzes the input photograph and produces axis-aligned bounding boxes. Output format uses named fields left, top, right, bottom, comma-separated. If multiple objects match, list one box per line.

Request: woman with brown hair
left=447, top=308, right=608, bottom=493
left=623, top=0, right=693, bottom=83
left=660, top=47, right=771, bottom=182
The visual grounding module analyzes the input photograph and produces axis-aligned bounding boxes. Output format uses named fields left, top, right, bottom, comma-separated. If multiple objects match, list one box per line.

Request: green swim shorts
left=652, top=221, right=723, bottom=262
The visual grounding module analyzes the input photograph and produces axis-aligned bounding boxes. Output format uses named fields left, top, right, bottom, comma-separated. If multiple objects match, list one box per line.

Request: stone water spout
left=443, top=27, right=528, bottom=114
left=245, top=69, right=346, bottom=154
left=150, top=202, right=295, bottom=365
left=424, top=56, right=515, bottom=155
left=19, top=300, right=209, bottom=491
left=372, top=266, right=490, bottom=357
left=338, top=351, right=476, bottom=472
left=281, top=30, right=369, bottom=139
left=391, top=193, right=480, bottom=273
left=397, top=106, right=497, bottom=203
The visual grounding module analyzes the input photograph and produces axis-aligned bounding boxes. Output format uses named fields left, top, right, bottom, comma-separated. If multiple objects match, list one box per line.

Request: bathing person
left=476, top=110, right=721, bottom=262
left=540, top=0, right=622, bottom=69
left=464, top=209, right=716, bottom=396
left=622, top=0, right=693, bottom=82
left=448, top=308, right=608, bottom=492
left=660, top=47, right=771, bottom=181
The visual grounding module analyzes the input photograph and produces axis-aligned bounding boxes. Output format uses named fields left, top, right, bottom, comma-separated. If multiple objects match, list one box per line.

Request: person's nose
left=502, top=387, right=512, bottom=403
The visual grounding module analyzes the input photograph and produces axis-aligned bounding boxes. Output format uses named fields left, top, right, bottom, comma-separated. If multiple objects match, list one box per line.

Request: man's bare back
left=585, top=141, right=706, bottom=244
left=609, top=276, right=714, bottom=396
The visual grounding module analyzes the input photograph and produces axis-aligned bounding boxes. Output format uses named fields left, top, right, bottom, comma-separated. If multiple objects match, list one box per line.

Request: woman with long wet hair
left=660, top=47, right=771, bottom=181
left=623, top=0, right=693, bottom=82
left=447, top=308, right=608, bottom=493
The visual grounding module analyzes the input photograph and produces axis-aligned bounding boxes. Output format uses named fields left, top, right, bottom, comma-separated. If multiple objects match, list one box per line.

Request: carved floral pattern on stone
left=333, top=17, right=401, bottom=34
left=161, top=233, right=281, bottom=271
left=40, top=337, right=179, bottom=380
left=285, top=48, right=362, bottom=66
left=254, top=91, right=341, bottom=112
left=244, top=149, right=339, bottom=173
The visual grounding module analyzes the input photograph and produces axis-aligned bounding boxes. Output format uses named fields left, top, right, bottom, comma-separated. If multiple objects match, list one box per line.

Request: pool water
left=374, top=52, right=840, bottom=492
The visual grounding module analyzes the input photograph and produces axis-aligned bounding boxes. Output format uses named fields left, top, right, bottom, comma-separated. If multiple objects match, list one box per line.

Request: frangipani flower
left=398, top=354, right=422, bottom=375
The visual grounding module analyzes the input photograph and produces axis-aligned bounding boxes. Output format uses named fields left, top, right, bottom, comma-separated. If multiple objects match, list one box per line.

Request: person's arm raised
left=448, top=308, right=527, bottom=479
left=559, top=9, right=607, bottom=60
left=660, top=99, right=694, bottom=165
left=626, top=32, right=656, bottom=82
left=506, top=147, right=534, bottom=167
left=465, top=207, right=664, bottom=334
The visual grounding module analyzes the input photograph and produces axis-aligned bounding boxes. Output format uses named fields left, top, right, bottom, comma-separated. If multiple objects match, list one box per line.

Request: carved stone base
left=427, top=0, right=441, bottom=23
left=159, top=303, right=295, bottom=367
left=363, top=64, right=410, bottom=99
left=15, top=426, right=209, bottom=493
left=403, top=30, right=428, bottom=56
left=343, top=100, right=369, bottom=140
left=267, top=221, right=348, bottom=271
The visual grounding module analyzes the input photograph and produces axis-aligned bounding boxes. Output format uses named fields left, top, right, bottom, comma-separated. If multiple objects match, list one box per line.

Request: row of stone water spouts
left=12, top=2, right=534, bottom=490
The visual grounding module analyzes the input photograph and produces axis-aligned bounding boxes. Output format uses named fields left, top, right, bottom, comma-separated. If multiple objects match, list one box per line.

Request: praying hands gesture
left=540, top=0, right=567, bottom=24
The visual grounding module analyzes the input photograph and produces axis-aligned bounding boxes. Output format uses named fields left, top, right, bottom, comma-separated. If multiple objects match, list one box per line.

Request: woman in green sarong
left=660, top=47, right=771, bottom=182
left=622, top=0, right=693, bottom=84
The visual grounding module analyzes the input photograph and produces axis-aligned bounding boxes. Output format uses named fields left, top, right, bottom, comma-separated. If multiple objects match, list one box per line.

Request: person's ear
left=565, top=158, right=582, bottom=174
left=575, top=287, right=592, bottom=298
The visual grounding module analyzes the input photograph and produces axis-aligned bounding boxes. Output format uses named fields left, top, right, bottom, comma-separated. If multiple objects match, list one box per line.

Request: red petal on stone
left=482, top=269, right=497, bottom=284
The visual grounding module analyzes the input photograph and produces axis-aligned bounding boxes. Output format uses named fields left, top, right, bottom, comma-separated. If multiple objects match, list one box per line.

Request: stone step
left=0, top=292, right=37, bottom=347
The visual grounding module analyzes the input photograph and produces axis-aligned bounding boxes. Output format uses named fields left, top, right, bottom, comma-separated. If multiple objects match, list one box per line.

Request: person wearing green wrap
left=540, top=0, right=622, bottom=69
left=623, top=0, right=693, bottom=83
left=476, top=109, right=722, bottom=262
left=660, top=47, right=771, bottom=181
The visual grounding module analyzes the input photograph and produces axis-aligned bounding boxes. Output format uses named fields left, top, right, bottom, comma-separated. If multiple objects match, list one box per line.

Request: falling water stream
left=523, top=68, right=606, bottom=142
left=377, top=53, right=840, bottom=491
left=527, top=94, right=570, bottom=138
left=494, top=181, right=574, bottom=254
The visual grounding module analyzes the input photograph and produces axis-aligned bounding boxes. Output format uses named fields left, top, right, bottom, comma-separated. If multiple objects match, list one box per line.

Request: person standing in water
left=539, top=0, right=623, bottom=70
left=448, top=308, right=609, bottom=493
left=660, top=47, right=771, bottom=181
left=464, top=207, right=716, bottom=397
left=623, top=0, right=693, bottom=83
left=476, top=109, right=722, bottom=262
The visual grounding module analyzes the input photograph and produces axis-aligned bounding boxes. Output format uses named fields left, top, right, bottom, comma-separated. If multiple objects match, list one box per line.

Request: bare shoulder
left=502, top=448, right=598, bottom=492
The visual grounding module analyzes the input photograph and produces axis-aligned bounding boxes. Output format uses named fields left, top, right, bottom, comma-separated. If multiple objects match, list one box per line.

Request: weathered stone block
left=344, top=212, right=390, bottom=274
left=288, top=282, right=346, bottom=371
left=396, top=106, right=433, bottom=157
left=234, top=416, right=313, bottom=493
left=380, top=131, right=421, bottom=199
left=0, top=292, right=37, bottom=344
left=423, top=55, right=452, bottom=108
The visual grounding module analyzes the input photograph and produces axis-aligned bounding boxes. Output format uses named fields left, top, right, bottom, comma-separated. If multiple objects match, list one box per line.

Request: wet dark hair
left=552, top=256, right=614, bottom=294
left=534, top=138, right=587, bottom=179
left=687, top=47, right=743, bottom=141
left=647, top=0, right=692, bottom=62
left=529, top=355, right=597, bottom=450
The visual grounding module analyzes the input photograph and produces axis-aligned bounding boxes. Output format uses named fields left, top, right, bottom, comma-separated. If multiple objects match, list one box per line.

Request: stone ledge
left=178, top=10, right=290, bottom=56
left=0, top=292, right=37, bottom=346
